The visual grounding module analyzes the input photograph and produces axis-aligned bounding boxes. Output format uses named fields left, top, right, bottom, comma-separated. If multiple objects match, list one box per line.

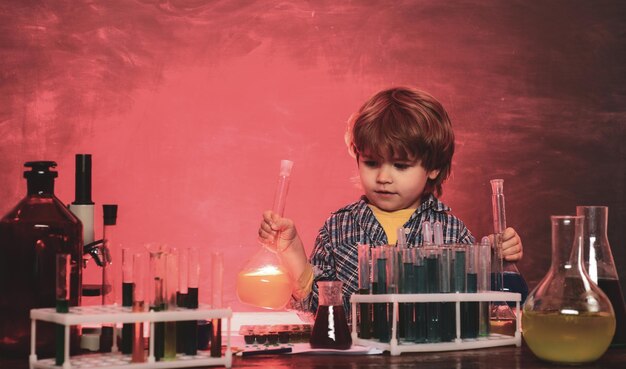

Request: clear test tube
left=461, top=244, right=479, bottom=339
left=490, top=179, right=505, bottom=293
left=478, top=238, right=492, bottom=337
left=414, top=247, right=427, bottom=343
left=148, top=244, right=167, bottom=361
left=132, top=252, right=146, bottom=363
left=210, top=251, right=224, bottom=358
left=422, top=221, right=433, bottom=245
left=185, top=247, right=200, bottom=355
left=424, top=246, right=441, bottom=343
left=121, top=248, right=134, bottom=354
left=439, top=246, right=455, bottom=342
left=357, top=244, right=372, bottom=339
left=55, top=254, right=70, bottom=366
left=164, top=249, right=178, bottom=360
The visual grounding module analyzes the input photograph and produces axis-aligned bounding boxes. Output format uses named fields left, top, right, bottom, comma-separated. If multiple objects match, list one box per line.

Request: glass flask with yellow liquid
left=522, top=215, right=615, bottom=365
left=236, top=160, right=294, bottom=310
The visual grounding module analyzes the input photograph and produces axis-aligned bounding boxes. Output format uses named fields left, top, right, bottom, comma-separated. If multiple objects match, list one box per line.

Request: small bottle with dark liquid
left=310, top=281, right=352, bottom=350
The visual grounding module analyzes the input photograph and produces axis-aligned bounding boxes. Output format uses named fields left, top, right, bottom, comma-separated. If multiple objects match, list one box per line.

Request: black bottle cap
left=23, top=161, right=58, bottom=179
left=73, top=154, right=93, bottom=205
left=103, top=204, right=118, bottom=226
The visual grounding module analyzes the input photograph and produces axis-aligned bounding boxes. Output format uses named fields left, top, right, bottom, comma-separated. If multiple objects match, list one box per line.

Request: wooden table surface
left=3, top=345, right=625, bottom=369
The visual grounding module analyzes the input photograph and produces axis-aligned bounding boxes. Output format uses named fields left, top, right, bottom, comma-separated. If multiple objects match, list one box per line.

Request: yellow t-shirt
left=295, top=204, right=415, bottom=299
left=367, top=205, right=414, bottom=245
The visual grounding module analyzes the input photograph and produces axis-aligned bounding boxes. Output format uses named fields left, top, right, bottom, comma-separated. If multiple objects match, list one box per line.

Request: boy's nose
left=376, top=167, right=392, bottom=184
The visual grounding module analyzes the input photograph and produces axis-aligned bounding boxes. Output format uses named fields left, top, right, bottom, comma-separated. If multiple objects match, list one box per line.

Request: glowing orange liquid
left=236, top=269, right=292, bottom=309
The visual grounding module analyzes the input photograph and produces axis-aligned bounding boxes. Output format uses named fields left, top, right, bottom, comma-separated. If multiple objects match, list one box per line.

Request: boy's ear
left=428, top=169, right=440, bottom=180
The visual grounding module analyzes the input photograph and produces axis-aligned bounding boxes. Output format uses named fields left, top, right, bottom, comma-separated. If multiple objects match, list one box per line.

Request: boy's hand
left=258, top=210, right=299, bottom=252
left=500, top=227, right=523, bottom=262
left=258, top=210, right=308, bottom=281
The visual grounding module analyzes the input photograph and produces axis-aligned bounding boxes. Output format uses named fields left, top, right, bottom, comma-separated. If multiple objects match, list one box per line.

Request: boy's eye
left=394, top=163, right=411, bottom=170
left=362, top=160, right=379, bottom=168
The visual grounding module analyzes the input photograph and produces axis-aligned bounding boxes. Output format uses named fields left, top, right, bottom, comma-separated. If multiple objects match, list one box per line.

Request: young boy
left=258, top=87, right=523, bottom=317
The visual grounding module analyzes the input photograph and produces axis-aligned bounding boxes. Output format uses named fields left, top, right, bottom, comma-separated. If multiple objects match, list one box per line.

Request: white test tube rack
left=29, top=304, right=232, bottom=369
left=350, top=291, right=522, bottom=356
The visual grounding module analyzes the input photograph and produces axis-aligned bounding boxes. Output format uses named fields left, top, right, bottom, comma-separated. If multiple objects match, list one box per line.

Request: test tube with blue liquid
left=461, top=244, right=478, bottom=339
left=424, top=246, right=441, bottom=342
left=372, top=247, right=390, bottom=342
left=439, top=246, right=456, bottom=342
left=399, top=247, right=416, bottom=342
left=357, top=244, right=372, bottom=339
left=413, top=247, right=428, bottom=343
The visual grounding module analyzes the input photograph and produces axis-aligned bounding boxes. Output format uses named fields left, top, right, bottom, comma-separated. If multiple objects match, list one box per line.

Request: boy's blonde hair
left=347, top=86, right=455, bottom=197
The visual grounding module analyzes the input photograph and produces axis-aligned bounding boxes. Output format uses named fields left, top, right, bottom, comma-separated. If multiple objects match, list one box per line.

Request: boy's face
left=358, top=153, right=439, bottom=212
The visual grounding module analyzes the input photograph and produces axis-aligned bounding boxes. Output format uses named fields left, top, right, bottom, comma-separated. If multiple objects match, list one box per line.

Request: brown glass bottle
left=0, top=162, right=83, bottom=357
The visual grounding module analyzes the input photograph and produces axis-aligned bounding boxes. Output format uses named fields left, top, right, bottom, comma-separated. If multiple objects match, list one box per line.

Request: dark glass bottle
left=0, top=161, right=83, bottom=357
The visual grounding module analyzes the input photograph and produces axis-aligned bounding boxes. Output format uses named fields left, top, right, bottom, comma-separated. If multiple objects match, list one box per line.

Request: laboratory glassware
left=310, top=281, right=352, bottom=349
left=357, top=244, right=372, bottom=339
left=211, top=251, right=224, bottom=357
left=489, top=179, right=526, bottom=335
left=237, top=160, right=294, bottom=309
left=0, top=161, right=82, bottom=356
left=55, top=254, right=71, bottom=366
left=577, top=205, right=626, bottom=347
left=522, top=216, right=615, bottom=364
left=121, top=247, right=134, bottom=354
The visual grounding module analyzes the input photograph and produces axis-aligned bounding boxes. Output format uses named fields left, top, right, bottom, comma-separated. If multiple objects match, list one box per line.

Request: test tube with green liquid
left=357, top=244, right=372, bottom=339
left=55, top=254, right=70, bottom=366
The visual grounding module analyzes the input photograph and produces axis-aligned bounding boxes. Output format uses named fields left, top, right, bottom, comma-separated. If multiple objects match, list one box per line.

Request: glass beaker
left=309, top=281, right=352, bottom=350
left=236, top=160, right=294, bottom=309
left=523, top=216, right=615, bottom=364
left=577, top=205, right=626, bottom=347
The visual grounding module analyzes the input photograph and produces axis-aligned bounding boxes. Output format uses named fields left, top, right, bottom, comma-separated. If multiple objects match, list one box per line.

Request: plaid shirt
left=292, top=193, right=475, bottom=319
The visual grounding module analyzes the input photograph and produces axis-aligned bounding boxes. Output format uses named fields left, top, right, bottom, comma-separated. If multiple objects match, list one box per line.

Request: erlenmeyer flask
left=236, top=160, right=294, bottom=310
left=310, top=281, right=352, bottom=349
left=523, top=216, right=615, bottom=364
left=577, top=205, right=626, bottom=347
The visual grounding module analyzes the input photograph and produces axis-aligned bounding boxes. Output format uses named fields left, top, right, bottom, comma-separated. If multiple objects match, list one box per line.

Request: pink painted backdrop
left=1, top=1, right=624, bottom=310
